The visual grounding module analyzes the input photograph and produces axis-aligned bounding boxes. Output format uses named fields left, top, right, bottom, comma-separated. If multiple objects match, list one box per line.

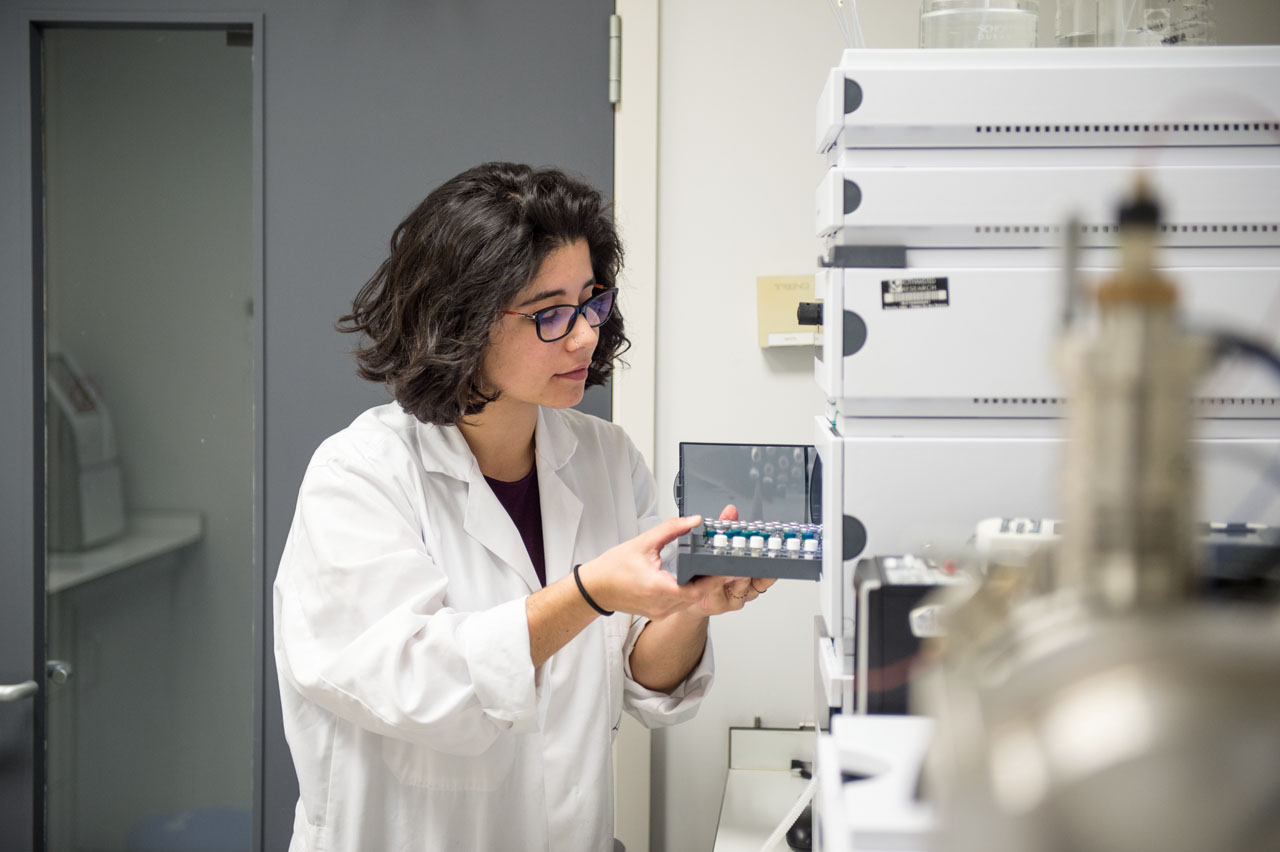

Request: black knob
left=796, top=302, right=823, bottom=326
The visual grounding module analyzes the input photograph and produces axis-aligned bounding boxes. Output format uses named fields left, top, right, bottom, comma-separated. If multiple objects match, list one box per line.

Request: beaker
left=920, top=0, right=1040, bottom=49
left=1098, top=0, right=1215, bottom=46
left=1056, top=0, right=1098, bottom=46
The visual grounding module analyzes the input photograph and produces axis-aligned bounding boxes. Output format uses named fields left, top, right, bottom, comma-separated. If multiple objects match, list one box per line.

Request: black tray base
left=674, top=540, right=822, bottom=585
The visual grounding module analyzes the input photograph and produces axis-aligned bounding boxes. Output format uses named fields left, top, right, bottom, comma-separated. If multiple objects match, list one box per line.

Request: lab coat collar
left=533, top=406, right=579, bottom=473
left=410, top=406, right=578, bottom=479
left=448, top=408, right=583, bottom=594
left=411, top=418, right=478, bottom=481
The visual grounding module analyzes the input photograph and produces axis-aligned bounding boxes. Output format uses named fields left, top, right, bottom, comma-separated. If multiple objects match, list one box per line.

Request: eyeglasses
left=502, top=287, right=617, bottom=343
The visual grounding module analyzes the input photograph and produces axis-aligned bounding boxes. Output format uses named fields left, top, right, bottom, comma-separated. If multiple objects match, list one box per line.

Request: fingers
left=724, top=582, right=751, bottom=611
left=725, top=577, right=753, bottom=599
left=638, top=514, right=702, bottom=551
left=711, top=575, right=778, bottom=613
left=684, top=575, right=726, bottom=613
left=718, top=504, right=739, bottom=522
left=678, top=575, right=775, bottom=616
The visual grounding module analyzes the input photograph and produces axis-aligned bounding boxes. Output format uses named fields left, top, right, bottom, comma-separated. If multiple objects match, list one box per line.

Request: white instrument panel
left=814, top=418, right=1280, bottom=639
left=816, top=164, right=1280, bottom=246
left=814, top=265, right=1280, bottom=418
left=817, top=46, right=1280, bottom=153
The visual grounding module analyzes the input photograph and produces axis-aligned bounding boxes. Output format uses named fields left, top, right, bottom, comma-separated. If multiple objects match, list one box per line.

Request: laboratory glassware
left=1098, top=0, right=1215, bottom=46
left=920, top=0, right=1040, bottom=49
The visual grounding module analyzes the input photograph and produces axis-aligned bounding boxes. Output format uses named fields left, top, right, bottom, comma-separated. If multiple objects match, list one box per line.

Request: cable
left=1196, top=331, right=1280, bottom=521
left=846, top=0, right=867, bottom=49
left=1209, top=330, right=1280, bottom=385
left=758, top=776, right=816, bottom=852
left=826, top=0, right=853, bottom=47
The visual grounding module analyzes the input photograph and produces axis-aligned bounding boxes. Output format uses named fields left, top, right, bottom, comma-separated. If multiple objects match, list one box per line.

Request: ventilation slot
left=1160, top=224, right=1280, bottom=234
left=970, top=397, right=1279, bottom=407
left=972, top=225, right=1068, bottom=234
left=974, top=121, right=1279, bottom=135
left=970, top=223, right=1280, bottom=236
left=971, top=224, right=1113, bottom=235
left=972, top=397, right=1065, bottom=406
left=1194, top=397, right=1280, bottom=406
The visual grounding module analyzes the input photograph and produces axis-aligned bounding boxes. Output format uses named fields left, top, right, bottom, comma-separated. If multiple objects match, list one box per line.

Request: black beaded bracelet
left=572, top=563, right=614, bottom=617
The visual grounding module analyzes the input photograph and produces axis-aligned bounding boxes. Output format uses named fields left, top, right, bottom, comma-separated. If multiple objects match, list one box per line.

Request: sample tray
left=674, top=538, right=823, bottom=584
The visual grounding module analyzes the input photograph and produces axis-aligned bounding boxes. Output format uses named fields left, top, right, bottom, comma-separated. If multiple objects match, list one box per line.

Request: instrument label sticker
left=881, top=276, right=949, bottom=310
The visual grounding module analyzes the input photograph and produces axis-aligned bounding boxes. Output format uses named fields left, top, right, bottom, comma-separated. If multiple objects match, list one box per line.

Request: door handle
left=0, top=662, right=73, bottom=701
left=0, top=680, right=38, bottom=701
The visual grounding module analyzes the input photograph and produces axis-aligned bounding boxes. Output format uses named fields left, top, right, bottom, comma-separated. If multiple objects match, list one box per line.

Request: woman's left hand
left=683, top=503, right=778, bottom=615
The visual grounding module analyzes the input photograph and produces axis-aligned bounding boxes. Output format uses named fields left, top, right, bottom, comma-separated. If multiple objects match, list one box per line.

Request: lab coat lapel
left=413, top=419, right=542, bottom=592
left=461, top=457, right=543, bottom=595
left=535, top=409, right=582, bottom=586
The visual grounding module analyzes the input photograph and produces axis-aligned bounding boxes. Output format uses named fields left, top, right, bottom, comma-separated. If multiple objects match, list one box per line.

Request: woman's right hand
left=574, top=515, right=706, bottom=619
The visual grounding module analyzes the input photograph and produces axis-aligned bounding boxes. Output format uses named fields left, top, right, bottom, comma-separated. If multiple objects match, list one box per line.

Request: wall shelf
left=47, top=511, right=203, bottom=594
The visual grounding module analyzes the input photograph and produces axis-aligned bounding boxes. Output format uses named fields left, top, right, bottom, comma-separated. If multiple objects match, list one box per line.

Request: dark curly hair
left=337, top=162, right=628, bottom=425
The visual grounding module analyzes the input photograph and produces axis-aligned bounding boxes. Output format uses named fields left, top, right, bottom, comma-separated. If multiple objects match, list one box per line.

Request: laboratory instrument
left=851, top=555, right=969, bottom=716
left=914, top=185, right=1280, bottom=852
left=46, top=350, right=126, bottom=551
left=809, top=45, right=1280, bottom=852
left=811, top=46, right=1280, bottom=648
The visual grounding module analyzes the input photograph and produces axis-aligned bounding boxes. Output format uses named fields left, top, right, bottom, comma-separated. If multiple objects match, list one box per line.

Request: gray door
left=9, top=19, right=261, bottom=852
left=0, top=3, right=614, bottom=850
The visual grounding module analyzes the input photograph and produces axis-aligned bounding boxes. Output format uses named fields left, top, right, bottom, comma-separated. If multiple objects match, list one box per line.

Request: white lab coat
left=274, top=403, right=713, bottom=851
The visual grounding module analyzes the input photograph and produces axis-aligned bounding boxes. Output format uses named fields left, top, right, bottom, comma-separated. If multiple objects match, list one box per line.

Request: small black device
left=1199, top=523, right=1280, bottom=603
left=853, top=555, right=968, bottom=715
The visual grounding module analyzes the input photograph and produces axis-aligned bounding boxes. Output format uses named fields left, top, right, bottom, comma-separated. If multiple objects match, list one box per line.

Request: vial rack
left=674, top=520, right=825, bottom=585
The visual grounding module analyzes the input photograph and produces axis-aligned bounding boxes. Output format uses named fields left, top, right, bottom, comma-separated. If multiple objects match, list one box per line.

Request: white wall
left=649, top=5, right=847, bottom=851
left=643, top=1, right=1280, bottom=850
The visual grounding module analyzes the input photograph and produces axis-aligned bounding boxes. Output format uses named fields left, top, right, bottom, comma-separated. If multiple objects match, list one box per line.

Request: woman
left=273, top=162, right=772, bottom=851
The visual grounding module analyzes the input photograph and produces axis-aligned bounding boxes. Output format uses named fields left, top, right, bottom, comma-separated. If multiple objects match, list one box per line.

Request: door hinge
left=608, top=14, right=622, bottom=106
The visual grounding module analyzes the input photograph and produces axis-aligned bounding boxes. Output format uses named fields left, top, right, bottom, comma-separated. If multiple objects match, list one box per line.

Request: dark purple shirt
left=484, top=467, right=546, bottom=588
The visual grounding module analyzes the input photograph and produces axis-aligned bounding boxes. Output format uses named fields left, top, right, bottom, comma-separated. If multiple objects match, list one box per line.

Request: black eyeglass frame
left=501, top=287, right=617, bottom=343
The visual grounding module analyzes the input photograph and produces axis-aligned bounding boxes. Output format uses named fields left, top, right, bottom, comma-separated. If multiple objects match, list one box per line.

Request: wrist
left=573, top=560, right=614, bottom=616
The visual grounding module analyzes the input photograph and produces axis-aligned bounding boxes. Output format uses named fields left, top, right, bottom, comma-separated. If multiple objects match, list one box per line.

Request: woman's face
left=481, top=238, right=600, bottom=414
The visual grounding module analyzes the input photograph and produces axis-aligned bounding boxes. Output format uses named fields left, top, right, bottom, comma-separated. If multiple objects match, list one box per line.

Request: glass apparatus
left=1056, top=0, right=1100, bottom=45
left=1096, top=0, right=1216, bottom=46
left=920, top=0, right=1040, bottom=49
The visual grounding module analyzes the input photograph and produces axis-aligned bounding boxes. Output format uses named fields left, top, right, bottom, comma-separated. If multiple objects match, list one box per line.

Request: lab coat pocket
left=380, top=734, right=516, bottom=791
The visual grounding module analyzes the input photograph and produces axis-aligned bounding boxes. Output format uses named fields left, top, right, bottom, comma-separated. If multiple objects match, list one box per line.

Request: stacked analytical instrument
left=810, top=46, right=1280, bottom=852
